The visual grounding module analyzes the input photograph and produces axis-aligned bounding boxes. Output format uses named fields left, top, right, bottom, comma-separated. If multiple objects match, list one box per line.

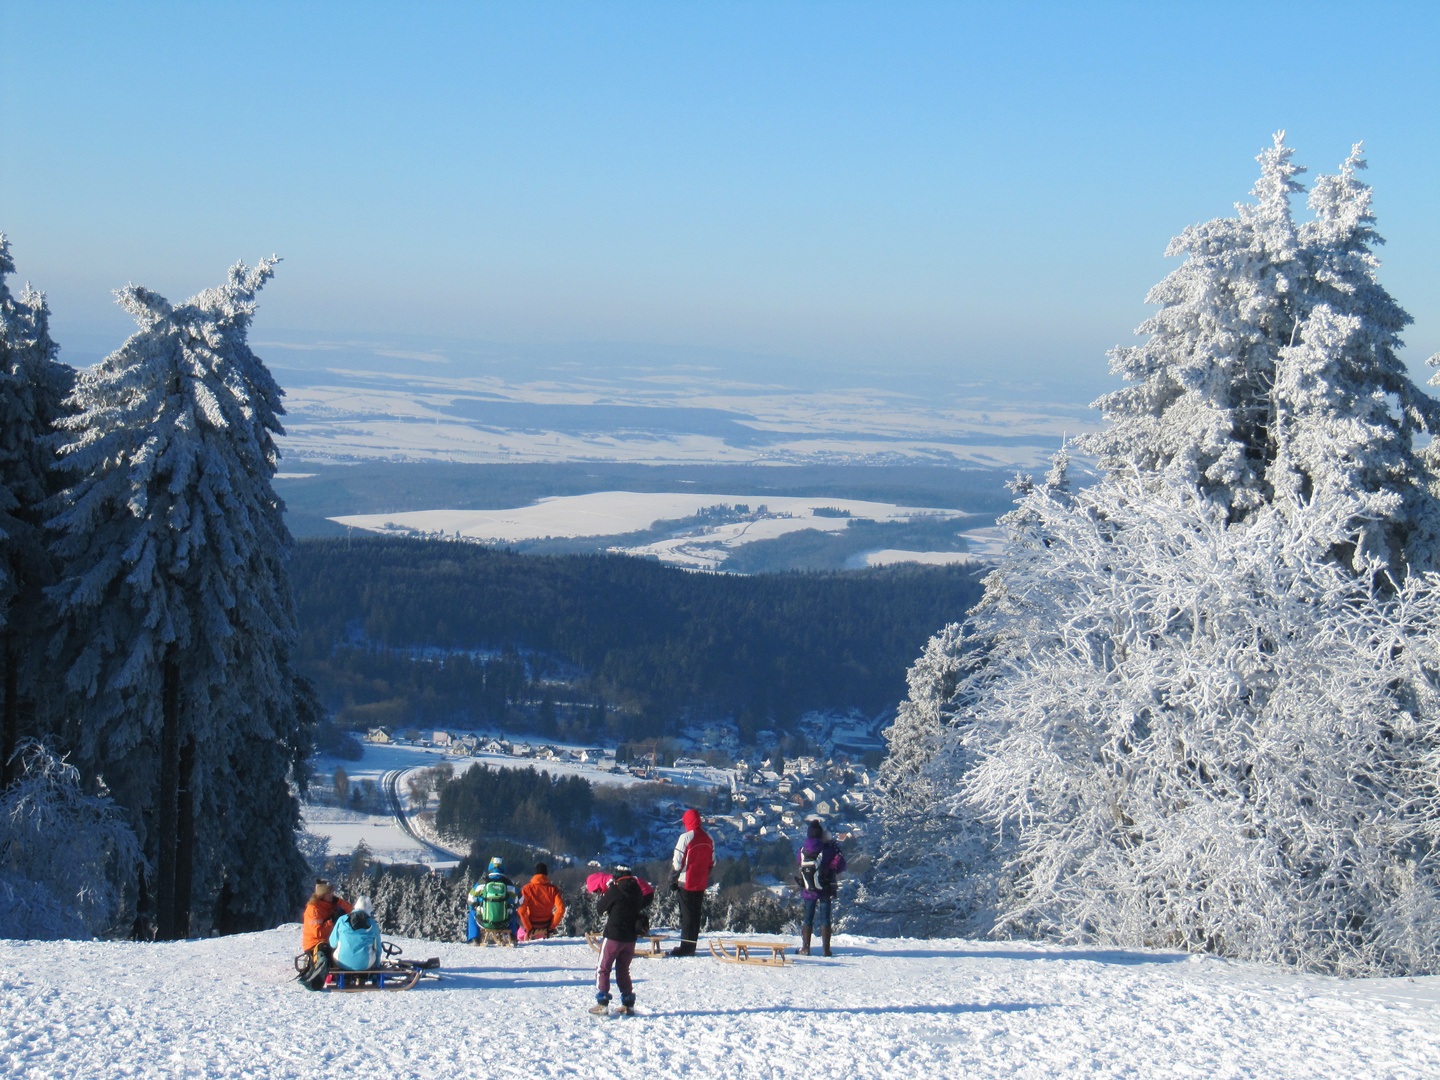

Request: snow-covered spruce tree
left=0, top=741, right=139, bottom=939
left=850, top=623, right=1004, bottom=936
left=1082, top=135, right=1440, bottom=573
left=852, top=451, right=1073, bottom=936
left=949, top=478, right=1440, bottom=976
left=47, top=259, right=311, bottom=938
left=0, top=236, right=74, bottom=787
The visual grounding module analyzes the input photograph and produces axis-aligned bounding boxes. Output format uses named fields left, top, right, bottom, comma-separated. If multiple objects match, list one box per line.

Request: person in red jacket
left=667, top=808, right=715, bottom=957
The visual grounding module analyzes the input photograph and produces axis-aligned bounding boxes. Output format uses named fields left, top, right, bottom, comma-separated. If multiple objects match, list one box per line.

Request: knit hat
left=612, top=863, right=633, bottom=876
left=353, top=895, right=372, bottom=914
left=488, top=856, right=504, bottom=874
left=807, top=819, right=824, bottom=840
left=534, top=862, right=548, bottom=876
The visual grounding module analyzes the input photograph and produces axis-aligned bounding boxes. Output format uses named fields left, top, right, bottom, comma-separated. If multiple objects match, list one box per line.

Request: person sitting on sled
left=590, top=863, right=651, bottom=1016
left=302, top=878, right=352, bottom=956
left=467, top=856, right=518, bottom=943
left=329, top=896, right=382, bottom=984
left=518, top=862, right=565, bottom=940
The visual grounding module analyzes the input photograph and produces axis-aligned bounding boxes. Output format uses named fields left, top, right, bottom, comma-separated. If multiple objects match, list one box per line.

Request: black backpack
left=295, top=943, right=331, bottom=991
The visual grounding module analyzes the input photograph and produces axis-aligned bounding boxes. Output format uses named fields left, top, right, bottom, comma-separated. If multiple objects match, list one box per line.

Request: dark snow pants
left=677, top=887, right=705, bottom=953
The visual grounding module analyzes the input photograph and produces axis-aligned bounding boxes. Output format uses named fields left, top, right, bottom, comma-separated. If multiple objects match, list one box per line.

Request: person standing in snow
left=518, top=862, right=566, bottom=940
left=468, top=856, right=519, bottom=943
left=796, top=820, right=847, bottom=956
left=667, top=808, right=715, bottom=957
left=329, top=896, right=382, bottom=985
left=591, top=864, right=651, bottom=1015
left=302, top=879, right=352, bottom=955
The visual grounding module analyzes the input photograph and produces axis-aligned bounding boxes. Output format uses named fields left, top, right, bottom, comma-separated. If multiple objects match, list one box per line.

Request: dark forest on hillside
left=292, top=538, right=983, bottom=741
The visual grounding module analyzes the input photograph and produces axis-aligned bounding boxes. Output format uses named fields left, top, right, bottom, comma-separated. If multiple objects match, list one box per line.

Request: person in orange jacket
left=302, top=879, right=353, bottom=953
left=518, top=862, right=566, bottom=940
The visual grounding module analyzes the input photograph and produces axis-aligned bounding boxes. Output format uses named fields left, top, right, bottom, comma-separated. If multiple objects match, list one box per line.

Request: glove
left=669, top=873, right=682, bottom=892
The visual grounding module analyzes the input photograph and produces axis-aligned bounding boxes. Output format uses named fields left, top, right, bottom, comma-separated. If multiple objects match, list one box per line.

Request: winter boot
left=590, top=995, right=611, bottom=1015
left=616, top=994, right=637, bottom=1015
left=822, top=927, right=833, bottom=957
left=800, top=928, right=812, bottom=956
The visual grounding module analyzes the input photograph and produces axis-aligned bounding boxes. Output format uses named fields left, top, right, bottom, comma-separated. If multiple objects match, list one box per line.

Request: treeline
left=292, top=538, right=984, bottom=739
left=435, top=764, right=603, bottom=856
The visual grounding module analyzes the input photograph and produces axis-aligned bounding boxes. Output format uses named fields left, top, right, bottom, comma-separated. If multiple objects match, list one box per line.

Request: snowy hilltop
left=3, top=929, right=1438, bottom=1079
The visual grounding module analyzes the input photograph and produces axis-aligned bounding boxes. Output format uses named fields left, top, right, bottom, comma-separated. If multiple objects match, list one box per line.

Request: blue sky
left=2, top=1, right=1438, bottom=393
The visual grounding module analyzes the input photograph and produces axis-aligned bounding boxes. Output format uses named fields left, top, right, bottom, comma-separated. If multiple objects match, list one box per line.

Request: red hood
left=683, top=809, right=702, bottom=832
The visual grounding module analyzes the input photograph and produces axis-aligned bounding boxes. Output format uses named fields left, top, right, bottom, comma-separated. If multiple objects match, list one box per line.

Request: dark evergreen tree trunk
left=1, top=633, right=17, bottom=790
left=175, top=733, right=196, bottom=938
left=155, top=655, right=180, bottom=940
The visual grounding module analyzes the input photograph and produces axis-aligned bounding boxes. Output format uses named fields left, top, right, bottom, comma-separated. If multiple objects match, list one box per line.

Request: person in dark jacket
left=796, top=820, right=847, bottom=956
left=591, top=864, right=651, bottom=1015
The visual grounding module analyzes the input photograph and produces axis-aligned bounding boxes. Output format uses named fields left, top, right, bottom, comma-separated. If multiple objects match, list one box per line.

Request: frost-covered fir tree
left=951, top=479, right=1440, bottom=976
left=0, top=741, right=139, bottom=940
left=1082, top=135, right=1440, bottom=572
left=0, top=237, right=73, bottom=787
left=852, top=623, right=1005, bottom=936
left=48, top=259, right=310, bottom=938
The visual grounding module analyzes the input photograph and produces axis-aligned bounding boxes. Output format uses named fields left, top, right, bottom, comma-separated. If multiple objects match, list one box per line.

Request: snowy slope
left=4, top=929, right=1438, bottom=1079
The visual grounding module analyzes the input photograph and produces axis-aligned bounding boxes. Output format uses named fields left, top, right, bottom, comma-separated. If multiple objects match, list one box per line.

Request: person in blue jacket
left=329, top=895, right=381, bottom=984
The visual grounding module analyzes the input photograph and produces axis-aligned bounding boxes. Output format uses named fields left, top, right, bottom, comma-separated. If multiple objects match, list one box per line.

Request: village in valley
left=312, top=711, right=885, bottom=887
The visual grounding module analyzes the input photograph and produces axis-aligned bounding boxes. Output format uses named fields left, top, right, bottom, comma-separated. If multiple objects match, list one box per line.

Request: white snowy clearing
left=4, top=928, right=1438, bottom=1079
left=330, top=491, right=975, bottom=571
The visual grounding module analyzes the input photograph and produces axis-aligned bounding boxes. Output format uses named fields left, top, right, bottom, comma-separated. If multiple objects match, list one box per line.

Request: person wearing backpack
left=468, top=856, right=519, bottom=944
left=667, top=808, right=715, bottom=957
left=518, top=862, right=566, bottom=941
left=591, top=863, right=651, bottom=1016
left=329, top=896, right=382, bottom=984
left=795, top=820, right=846, bottom=956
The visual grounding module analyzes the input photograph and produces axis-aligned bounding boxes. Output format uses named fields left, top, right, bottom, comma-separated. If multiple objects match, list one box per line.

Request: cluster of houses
left=365, top=727, right=609, bottom=765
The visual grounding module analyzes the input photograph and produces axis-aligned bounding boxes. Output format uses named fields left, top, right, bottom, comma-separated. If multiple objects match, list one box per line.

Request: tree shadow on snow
left=656, top=1001, right=1054, bottom=1019
left=866, top=947, right=1189, bottom=966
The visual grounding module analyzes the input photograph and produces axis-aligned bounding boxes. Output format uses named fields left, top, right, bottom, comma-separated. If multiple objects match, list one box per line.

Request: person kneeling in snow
left=329, top=896, right=382, bottom=986
left=590, top=864, right=651, bottom=1016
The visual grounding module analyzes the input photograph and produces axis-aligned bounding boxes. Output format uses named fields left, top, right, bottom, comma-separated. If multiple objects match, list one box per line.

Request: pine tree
left=48, top=258, right=309, bottom=938
left=1081, top=135, right=1440, bottom=572
left=0, top=236, right=74, bottom=787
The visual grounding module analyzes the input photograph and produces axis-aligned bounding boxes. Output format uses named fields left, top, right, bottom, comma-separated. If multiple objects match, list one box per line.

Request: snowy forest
left=0, top=248, right=313, bottom=941
left=859, top=136, right=1440, bottom=977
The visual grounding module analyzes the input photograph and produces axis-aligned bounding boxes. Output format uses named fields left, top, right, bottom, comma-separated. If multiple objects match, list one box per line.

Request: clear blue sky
left=3, top=1, right=1438, bottom=388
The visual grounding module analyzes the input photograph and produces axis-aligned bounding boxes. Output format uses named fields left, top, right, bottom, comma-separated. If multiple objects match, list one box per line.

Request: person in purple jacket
left=795, top=819, right=846, bottom=956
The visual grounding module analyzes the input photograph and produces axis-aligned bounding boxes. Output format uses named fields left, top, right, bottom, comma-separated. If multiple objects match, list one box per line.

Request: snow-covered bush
left=948, top=479, right=1440, bottom=975
left=0, top=741, right=139, bottom=940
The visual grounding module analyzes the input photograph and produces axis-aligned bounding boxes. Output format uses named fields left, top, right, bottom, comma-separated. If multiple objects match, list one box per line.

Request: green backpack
left=478, top=879, right=511, bottom=929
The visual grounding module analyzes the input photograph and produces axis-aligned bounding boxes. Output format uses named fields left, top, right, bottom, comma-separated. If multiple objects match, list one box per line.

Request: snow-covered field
left=331, top=491, right=971, bottom=571
left=262, top=341, right=1095, bottom=470
left=5, top=928, right=1438, bottom=1079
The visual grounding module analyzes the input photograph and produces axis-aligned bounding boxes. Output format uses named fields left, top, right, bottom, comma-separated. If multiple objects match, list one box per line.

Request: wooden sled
left=294, top=942, right=441, bottom=992
left=708, top=938, right=791, bottom=966
left=586, top=932, right=672, bottom=958
left=476, top=928, right=515, bottom=947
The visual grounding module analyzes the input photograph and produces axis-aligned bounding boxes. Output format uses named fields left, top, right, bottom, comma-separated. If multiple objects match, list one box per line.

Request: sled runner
left=586, top=932, right=672, bottom=958
left=476, top=929, right=515, bottom=947
left=295, top=940, right=441, bottom=992
left=708, top=938, right=791, bottom=966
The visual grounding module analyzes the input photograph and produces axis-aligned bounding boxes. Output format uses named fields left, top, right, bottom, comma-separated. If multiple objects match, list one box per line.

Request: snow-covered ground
left=267, top=349, right=1095, bottom=471
left=330, top=491, right=970, bottom=571
left=5, top=928, right=1438, bottom=1078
